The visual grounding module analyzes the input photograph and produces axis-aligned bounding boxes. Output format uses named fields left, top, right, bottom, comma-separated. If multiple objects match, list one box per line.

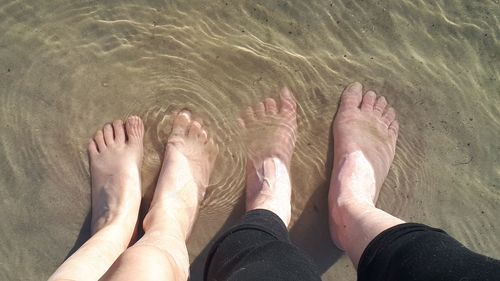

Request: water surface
left=0, top=0, right=499, bottom=280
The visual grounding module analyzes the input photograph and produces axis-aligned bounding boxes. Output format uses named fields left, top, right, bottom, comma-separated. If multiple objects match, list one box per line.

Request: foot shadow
left=65, top=211, right=91, bottom=260
left=289, top=121, right=343, bottom=274
left=288, top=183, right=343, bottom=274
left=189, top=194, right=246, bottom=281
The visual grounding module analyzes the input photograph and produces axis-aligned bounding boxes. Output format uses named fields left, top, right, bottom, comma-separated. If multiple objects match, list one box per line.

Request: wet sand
left=0, top=0, right=499, bottom=280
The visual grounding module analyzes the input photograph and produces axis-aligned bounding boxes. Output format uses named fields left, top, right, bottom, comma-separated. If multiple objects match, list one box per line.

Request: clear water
left=0, top=0, right=498, bottom=280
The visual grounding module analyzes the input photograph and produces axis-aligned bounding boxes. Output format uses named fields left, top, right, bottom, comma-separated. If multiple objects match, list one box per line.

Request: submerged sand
left=0, top=0, right=499, bottom=280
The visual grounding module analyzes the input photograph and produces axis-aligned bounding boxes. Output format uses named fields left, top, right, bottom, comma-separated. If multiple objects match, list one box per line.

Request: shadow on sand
left=65, top=212, right=91, bottom=260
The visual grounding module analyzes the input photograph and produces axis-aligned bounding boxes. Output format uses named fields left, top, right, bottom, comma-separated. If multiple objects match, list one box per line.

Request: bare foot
left=328, top=82, right=399, bottom=249
left=145, top=110, right=218, bottom=239
left=88, top=116, right=144, bottom=240
left=48, top=118, right=143, bottom=281
left=239, top=88, right=297, bottom=226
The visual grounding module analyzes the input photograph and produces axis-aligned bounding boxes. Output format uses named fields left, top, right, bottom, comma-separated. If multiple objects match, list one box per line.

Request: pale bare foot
left=49, top=117, right=144, bottom=281
left=145, top=110, right=219, bottom=239
left=239, top=88, right=297, bottom=226
left=88, top=116, right=144, bottom=240
left=328, top=82, right=399, bottom=249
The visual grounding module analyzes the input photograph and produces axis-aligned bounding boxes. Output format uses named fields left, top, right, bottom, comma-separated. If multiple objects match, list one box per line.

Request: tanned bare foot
left=328, top=82, right=399, bottom=249
left=239, top=88, right=297, bottom=226
left=145, top=110, right=218, bottom=239
left=88, top=116, right=144, bottom=240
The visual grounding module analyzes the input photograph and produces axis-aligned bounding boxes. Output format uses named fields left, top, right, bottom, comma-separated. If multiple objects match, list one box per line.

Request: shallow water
left=0, top=0, right=499, bottom=280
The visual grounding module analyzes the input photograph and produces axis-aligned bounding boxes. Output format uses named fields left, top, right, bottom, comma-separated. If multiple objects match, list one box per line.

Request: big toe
left=339, top=82, right=363, bottom=111
left=126, top=116, right=144, bottom=144
left=171, top=109, right=191, bottom=137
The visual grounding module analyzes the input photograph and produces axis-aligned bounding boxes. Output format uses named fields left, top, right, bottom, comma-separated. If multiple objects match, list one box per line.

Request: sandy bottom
left=0, top=0, right=499, bottom=280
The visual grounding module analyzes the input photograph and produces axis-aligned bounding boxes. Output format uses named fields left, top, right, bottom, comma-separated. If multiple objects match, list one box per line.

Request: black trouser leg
left=204, top=209, right=321, bottom=281
left=358, top=223, right=500, bottom=281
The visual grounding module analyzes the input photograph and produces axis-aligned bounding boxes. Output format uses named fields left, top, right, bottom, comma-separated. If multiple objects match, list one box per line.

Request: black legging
left=204, top=209, right=500, bottom=281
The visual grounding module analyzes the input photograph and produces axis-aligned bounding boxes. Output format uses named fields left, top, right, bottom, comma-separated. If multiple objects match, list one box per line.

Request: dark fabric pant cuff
left=203, top=209, right=290, bottom=279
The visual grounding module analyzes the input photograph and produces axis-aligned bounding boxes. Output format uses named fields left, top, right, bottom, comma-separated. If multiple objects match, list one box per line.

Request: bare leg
left=49, top=117, right=144, bottom=281
left=328, top=82, right=405, bottom=267
left=239, top=88, right=297, bottom=226
left=100, top=110, right=218, bottom=281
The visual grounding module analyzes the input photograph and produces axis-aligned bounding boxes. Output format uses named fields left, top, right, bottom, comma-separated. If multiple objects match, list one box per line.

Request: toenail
left=349, top=82, right=362, bottom=90
left=179, top=110, right=191, bottom=117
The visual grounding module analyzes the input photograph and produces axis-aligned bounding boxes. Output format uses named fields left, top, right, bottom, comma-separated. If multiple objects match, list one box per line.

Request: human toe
left=188, top=121, right=203, bottom=139
left=103, top=123, right=114, bottom=145
left=279, top=87, right=297, bottom=113
left=126, top=116, right=144, bottom=143
left=382, top=107, right=396, bottom=126
left=171, top=110, right=191, bottom=137
left=113, top=119, right=125, bottom=143
left=373, top=96, right=387, bottom=116
left=264, top=98, right=278, bottom=115
left=207, top=138, right=219, bottom=162
left=254, top=102, right=266, bottom=118
left=88, top=139, right=99, bottom=156
left=361, top=90, right=377, bottom=112
left=389, top=120, right=399, bottom=138
left=339, top=82, right=363, bottom=110
left=94, top=130, right=106, bottom=151
left=243, top=106, right=256, bottom=124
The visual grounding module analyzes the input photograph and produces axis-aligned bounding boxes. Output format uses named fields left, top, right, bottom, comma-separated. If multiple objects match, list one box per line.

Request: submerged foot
left=145, top=110, right=218, bottom=239
left=239, top=88, right=297, bottom=226
left=88, top=116, right=144, bottom=241
left=328, top=82, right=399, bottom=249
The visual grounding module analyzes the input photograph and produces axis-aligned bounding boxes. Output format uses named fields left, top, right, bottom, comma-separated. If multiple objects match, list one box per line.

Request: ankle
left=143, top=204, right=193, bottom=240
left=329, top=198, right=377, bottom=251
left=91, top=222, right=136, bottom=250
left=91, top=211, right=136, bottom=235
left=246, top=157, right=292, bottom=226
left=330, top=151, right=378, bottom=207
left=246, top=194, right=291, bottom=227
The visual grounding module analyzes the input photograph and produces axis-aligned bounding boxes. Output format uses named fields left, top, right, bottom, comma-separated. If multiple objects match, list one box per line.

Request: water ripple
left=1, top=0, right=499, bottom=280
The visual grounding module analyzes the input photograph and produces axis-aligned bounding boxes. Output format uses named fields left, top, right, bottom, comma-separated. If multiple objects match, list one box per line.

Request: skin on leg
left=100, top=110, right=218, bottom=281
left=238, top=87, right=298, bottom=227
left=49, top=117, right=144, bottom=281
left=328, top=82, right=404, bottom=267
